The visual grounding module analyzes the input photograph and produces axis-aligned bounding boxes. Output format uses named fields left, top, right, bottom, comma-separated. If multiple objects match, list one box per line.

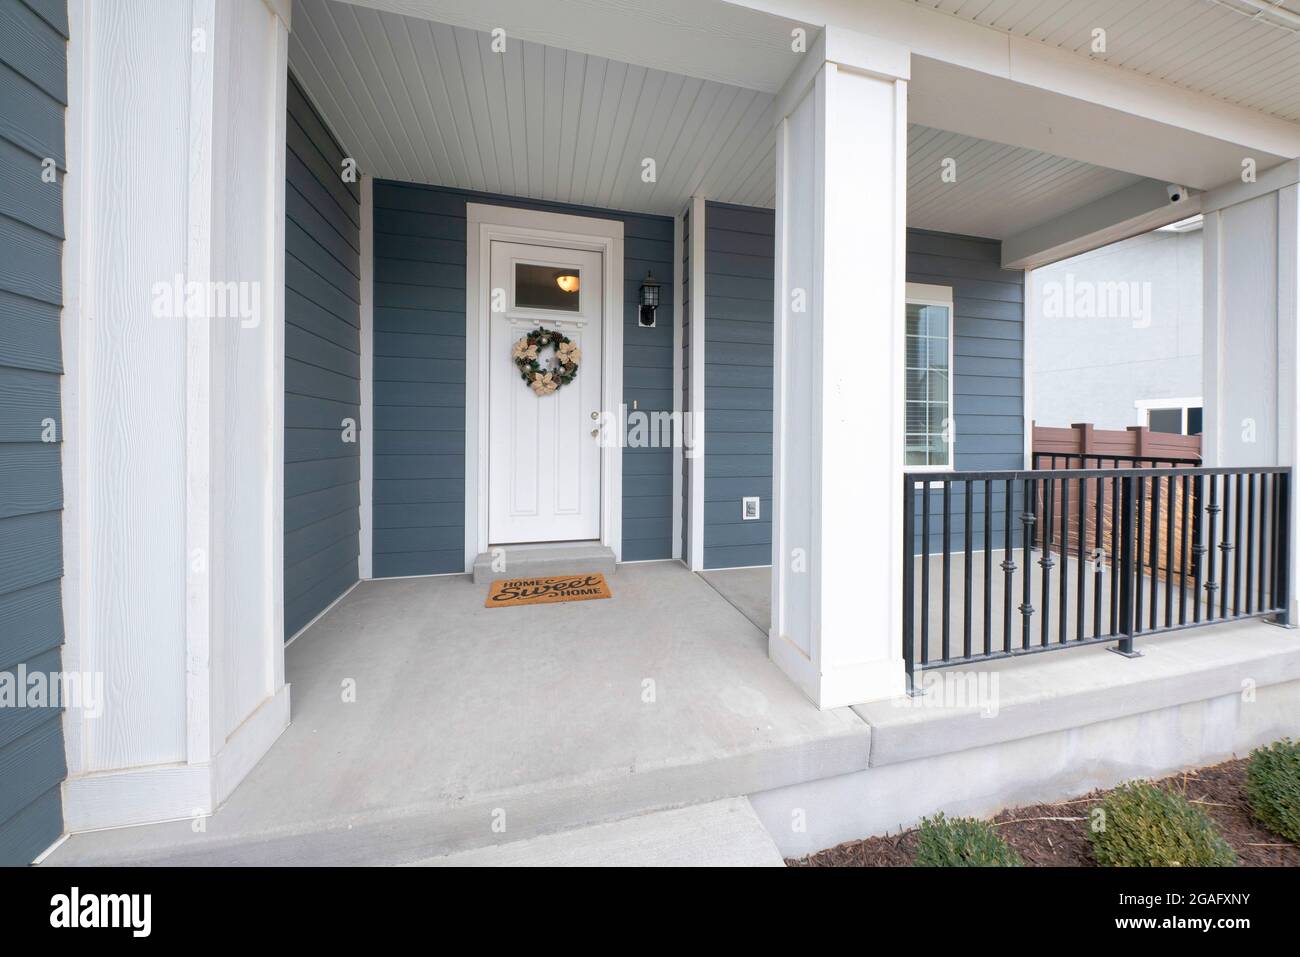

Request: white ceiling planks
left=911, top=0, right=1300, bottom=123
left=906, top=125, right=1143, bottom=239
left=291, top=0, right=1166, bottom=238
left=289, top=0, right=778, bottom=215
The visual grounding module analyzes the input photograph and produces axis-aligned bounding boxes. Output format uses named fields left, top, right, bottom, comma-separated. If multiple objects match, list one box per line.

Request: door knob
left=591, top=428, right=600, bottom=437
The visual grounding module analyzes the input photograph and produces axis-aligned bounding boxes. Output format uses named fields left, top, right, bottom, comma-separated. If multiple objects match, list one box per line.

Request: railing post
left=1192, top=473, right=1205, bottom=624
left=1072, top=422, right=1094, bottom=461
left=1112, top=473, right=1142, bottom=657
left=1020, top=477, right=1036, bottom=650
left=1277, top=470, right=1292, bottom=627
left=902, top=476, right=919, bottom=693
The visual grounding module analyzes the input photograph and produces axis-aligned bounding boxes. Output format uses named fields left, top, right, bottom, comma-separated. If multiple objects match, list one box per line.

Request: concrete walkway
left=414, top=798, right=785, bottom=867
left=47, top=562, right=865, bottom=866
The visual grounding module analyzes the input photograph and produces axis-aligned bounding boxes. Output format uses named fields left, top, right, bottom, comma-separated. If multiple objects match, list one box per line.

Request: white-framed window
left=905, top=282, right=955, bottom=471
left=1134, top=397, right=1203, bottom=436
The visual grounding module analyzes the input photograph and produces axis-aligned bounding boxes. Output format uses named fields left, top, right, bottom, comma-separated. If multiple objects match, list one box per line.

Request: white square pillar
left=770, top=29, right=910, bottom=708
left=60, top=0, right=292, bottom=830
left=1203, top=178, right=1300, bottom=624
left=1278, top=182, right=1299, bottom=624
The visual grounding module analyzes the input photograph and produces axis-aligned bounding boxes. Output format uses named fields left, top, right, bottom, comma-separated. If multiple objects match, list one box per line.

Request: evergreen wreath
left=511, top=327, right=581, bottom=396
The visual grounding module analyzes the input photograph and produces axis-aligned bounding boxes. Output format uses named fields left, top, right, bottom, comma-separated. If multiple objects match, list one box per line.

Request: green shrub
left=1088, top=781, right=1236, bottom=867
left=1245, top=738, right=1300, bottom=844
left=913, top=813, right=1022, bottom=867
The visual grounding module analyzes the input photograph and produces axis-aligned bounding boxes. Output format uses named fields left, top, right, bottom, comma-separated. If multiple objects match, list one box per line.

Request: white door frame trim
left=687, top=195, right=707, bottom=571
left=358, top=174, right=374, bottom=579
left=464, top=202, right=624, bottom=571
left=671, top=210, right=685, bottom=561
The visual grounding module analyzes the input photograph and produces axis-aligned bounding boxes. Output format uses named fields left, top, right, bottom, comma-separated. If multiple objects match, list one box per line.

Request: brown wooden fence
left=1033, top=421, right=1201, bottom=468
left=1033, top=423, right=1202, bottom=582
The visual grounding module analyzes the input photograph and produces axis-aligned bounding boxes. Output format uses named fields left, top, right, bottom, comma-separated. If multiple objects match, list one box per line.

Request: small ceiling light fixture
left=638, top=271, right=661, bottom=327
left=555, top=273, right=580, bottom=294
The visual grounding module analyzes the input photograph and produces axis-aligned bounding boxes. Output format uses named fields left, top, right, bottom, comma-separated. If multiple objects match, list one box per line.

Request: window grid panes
left=905, top=302, right=951, bottom=467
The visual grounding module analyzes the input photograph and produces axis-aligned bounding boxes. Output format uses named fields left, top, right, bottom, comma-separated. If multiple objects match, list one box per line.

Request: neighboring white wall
left=1030, top=227, right=1203, bottom=430
left=61, top=0, right=291, bottom=830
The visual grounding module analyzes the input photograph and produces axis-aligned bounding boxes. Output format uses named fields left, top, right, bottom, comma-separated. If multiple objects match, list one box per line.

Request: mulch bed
left=789, top=756, right=1300, bottom=867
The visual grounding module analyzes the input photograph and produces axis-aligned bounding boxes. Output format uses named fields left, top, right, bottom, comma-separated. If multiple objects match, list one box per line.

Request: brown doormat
left=485, top=573, right=612, bottom=608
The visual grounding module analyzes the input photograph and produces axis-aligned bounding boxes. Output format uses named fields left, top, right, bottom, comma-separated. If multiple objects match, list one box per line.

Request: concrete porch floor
left=47, top=561, right=867, bottom=866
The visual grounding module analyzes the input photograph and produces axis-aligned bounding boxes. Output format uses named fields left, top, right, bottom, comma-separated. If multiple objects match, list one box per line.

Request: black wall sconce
left=638, top=271, right=660, bottom=327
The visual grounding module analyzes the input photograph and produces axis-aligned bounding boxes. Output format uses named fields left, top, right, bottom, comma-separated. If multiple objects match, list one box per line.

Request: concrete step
left=42, top=721, right=869, bottom=866
left=471, top=542, right=616, bottom=584
left=410, top=798, right=786, bottom=867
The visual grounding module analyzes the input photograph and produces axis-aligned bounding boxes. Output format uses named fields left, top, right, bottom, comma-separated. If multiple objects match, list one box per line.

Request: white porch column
left=770, top=29, right=910, bottom=708
left=61, top=0, right=292, bottom=830
left=1202, top=169, right=1300, bottom=624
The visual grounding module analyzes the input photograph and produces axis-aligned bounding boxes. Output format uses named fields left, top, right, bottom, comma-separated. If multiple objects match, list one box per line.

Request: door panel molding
left=465, top=203, right=624, bottom=570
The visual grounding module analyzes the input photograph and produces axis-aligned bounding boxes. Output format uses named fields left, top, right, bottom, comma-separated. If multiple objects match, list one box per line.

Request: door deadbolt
left=590, top=411, right=599, bottom=420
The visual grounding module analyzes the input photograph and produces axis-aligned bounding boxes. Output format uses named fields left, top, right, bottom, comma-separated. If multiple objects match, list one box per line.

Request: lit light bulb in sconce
left=555, top=274, right=580, bottom=293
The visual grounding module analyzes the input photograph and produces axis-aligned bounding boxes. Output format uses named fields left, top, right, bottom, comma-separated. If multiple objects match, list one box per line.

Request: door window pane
left=515, top=263, right=580, bottom=312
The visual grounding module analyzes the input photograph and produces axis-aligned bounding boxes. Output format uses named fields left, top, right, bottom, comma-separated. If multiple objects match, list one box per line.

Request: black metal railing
left=901, top=466, right=1291, bottom=690
left=1030, top=452, right=1200, bottom=550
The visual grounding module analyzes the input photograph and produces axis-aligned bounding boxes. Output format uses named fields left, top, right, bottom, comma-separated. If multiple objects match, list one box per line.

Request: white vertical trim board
left=770, top=117, right=787, bottom=647
left=1277, top=185, right=1299, bottom=623
left=1202, top=210, right=1223, bottom=466
left=688, top=195, right=707, bottom=571
left=463, top=203, right=625, bottom=569
left=359, top=174, right=375, bottom=579
left=184, top=0, right=217, bottom=767
left=671, top=210, right=684, bottom=561
left=60, top=0, right=92, bottom=778
left=1278, top=186, right=1299, bottom=470
left=266, top=7, right=289, bottom=692
left=1022, top=267, right=1035, bottom=468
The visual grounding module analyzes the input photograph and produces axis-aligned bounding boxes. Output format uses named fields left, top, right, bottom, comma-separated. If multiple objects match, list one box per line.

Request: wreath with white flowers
left=511, top=327, right=581, bottom=396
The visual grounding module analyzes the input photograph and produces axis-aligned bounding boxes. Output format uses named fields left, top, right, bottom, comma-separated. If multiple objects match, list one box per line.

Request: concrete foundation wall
left=750, top=674, right=1300, bottom=858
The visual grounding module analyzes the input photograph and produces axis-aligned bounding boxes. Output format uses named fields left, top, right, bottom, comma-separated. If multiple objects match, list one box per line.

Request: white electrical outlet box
left=742, top=496, right=760, bottom=521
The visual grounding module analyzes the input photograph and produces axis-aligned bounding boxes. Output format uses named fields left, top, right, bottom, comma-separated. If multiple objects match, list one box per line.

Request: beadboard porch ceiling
left=289, top=0, right=1150, bottom=237
left=908, top=0, right=1300, bottom=124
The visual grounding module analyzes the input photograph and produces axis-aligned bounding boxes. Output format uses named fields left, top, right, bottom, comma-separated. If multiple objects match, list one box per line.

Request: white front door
left=488, top=241, right=604, bottom=544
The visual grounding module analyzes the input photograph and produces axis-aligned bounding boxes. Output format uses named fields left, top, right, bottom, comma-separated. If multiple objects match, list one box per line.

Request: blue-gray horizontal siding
left=703, top=202, right=774, bottom=569
left=371, top=181, right=675, bottom=575
left=908, top=229, right=1026, bottom=552
left=694, top=220, right=1026, bottom=566
left=284, top=74, right=360, bottom=637
left=0, top=0, right=66, bottom=865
